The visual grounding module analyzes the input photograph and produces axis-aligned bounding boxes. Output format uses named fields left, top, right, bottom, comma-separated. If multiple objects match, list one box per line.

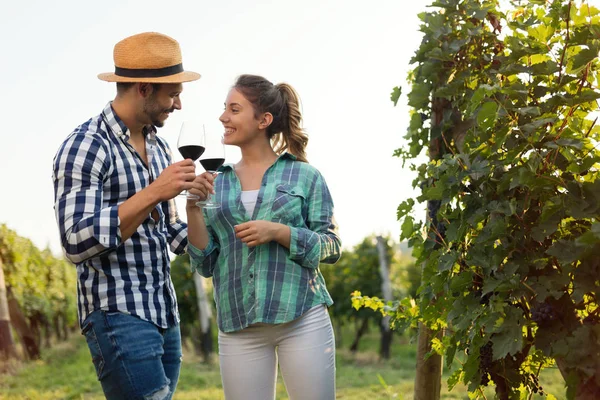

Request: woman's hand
left=188, top=172, right=215, bottom=202
left=234, top=220, right=289, bottom=248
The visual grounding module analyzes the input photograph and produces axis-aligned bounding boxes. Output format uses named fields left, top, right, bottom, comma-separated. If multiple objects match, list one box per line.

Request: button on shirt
left=52, top=102, right=186, bottom=329
left=188, top=154, right=342, bottom=333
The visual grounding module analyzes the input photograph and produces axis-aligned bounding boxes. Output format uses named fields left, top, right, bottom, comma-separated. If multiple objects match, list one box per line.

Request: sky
left=0, top=0, right=429, bottom=257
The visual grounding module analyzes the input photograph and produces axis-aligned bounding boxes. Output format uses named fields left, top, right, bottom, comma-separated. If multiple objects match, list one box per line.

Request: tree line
left=0, top=224, right=77, bottom=362
left=0, top=224, right=417, bottom=366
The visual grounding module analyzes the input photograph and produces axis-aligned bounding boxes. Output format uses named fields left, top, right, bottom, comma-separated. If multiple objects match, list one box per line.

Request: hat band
left=114, top=63, right=184, bottom=78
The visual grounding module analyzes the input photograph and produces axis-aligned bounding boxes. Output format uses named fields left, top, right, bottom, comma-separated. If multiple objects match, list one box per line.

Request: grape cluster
left=531, top=303, right=556, bottom=325
left=479, top=292, right=493, bottom=305
left=480, top=372, right=490, bottom=386
left=479, top=342, right=493, bottom=387
left=528, top=373, right=545, bottom=396
left=583, top=314, right=599, bottom=325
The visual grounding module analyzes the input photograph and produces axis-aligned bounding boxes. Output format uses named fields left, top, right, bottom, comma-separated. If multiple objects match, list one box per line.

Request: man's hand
left=151, top=159, right=196, bottom=201
left=234, top=220, right=287, bottom=247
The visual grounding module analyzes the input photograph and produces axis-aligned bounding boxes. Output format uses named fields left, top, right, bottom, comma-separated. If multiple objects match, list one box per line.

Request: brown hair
left=233, top=74, right=309, bottom=162
left=116, top=82, right=162, bottom=96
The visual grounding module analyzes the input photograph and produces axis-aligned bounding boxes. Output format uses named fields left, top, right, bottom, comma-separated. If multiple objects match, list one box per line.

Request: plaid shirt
left=52, top=102, right=186, bottom=329
left=189, top=154, right=341, bottom=333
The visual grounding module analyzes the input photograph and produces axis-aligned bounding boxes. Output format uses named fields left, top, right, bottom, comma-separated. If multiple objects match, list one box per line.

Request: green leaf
left=376, top=374, right=389, bottom=389
left=531, top=60, right=560, bottom=75
left=548, top=91, right=600, bottom=108
left=546, top=240, right=586, bottom=264
left=438, top=251, right=457, bottom=272
left=571, top=90, right=600, bottom=106
left=482, top=277, right=502, bottom=295
left=491, top=315, right=523, bottom=359
left=408, top=83, right=431, bottom=109
left=533, top=85, right=550, bottom=99
left=569, top=48, right=599, bottom=74
left=477, top=101, right=498, bottom=132
left=421, top=184, right=445, bottom=201
left=445, top=220, right=466, bottom=243
left=498, top=62, right=531, bottom=76
left=575, top=222, right=600, bottom=246
left=390, top=86, right=402, bottom=107
left=401, top=216, right=415, bottom=241
left=520, top=117, right=557, bottom=135
left=531, top=199, right=563, bottom=241
left=447, top=369, right=463, bottom=391
left=527, top=24, right=554, bottom=43
left=555, top=138, right=585, bottom=150
left=516, top=106, right=541, bottom=117
left=397, top=199, right=415, bottom=220
left=469, top=158, right=490, bottom=178
left=468, top=85, right=498, bottom=115
left=449, top=271, right=473, bottom=294
left=509, top=168, right=536, bottom=190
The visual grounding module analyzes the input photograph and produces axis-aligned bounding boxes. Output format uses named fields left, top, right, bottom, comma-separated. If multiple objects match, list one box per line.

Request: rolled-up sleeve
left=288, top=172, right=341, bottom=269
left=164, top=198, right=188, bottom=255
left=188, top=223, right=220, bottom=277
left=53, top=133, right=121, bottom=264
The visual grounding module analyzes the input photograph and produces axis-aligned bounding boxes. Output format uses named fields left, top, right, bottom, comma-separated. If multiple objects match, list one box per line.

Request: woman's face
left=219, top=88, right=263, bottom=147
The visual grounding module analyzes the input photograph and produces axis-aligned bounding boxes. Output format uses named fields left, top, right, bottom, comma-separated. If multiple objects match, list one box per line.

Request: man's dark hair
left=116, top=82, right=162, bottom=96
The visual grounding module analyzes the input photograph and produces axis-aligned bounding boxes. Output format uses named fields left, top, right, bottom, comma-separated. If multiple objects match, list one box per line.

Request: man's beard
left=144, top=98, right=172, bottom=128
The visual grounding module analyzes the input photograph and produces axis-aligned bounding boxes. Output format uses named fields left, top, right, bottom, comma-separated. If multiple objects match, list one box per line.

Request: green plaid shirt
left=188, top=153, right=341, bottom=333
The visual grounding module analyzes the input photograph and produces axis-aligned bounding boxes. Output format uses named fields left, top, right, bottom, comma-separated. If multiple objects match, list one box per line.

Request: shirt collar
left=222, top=152, right=296, bottom=171
left=101, top=102, right=157, bottom=141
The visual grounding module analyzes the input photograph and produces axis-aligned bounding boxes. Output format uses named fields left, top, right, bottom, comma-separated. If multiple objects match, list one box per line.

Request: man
left=53, top=32, right=201, bottom=400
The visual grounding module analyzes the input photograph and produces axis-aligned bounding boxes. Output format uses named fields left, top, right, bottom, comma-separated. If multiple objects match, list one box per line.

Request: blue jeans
left=81, top=311, right=182, bottom=400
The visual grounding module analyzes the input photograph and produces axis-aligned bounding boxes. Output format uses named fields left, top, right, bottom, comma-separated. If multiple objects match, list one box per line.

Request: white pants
left=218, top=305, right=336, bottom=400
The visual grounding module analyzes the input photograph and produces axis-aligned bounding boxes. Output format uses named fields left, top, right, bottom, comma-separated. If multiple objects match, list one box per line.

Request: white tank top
left=241, top=189, right=260, bottom=217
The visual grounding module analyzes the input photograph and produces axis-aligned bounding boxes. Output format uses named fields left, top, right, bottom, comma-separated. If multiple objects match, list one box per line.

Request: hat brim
left=98, top=71, right=201, bottom=83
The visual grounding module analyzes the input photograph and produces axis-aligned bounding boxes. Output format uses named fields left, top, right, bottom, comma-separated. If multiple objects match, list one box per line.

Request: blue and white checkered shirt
left=52, top=102, right=186, bottom=329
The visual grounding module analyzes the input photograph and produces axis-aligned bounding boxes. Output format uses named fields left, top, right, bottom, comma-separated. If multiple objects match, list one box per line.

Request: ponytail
left=273, top=83, right=308, bottom=163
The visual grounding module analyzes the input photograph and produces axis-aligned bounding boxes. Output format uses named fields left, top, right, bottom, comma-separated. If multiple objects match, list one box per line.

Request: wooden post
left=376, top=236, right=393, bottom=359
left=193, top=273, right=213, bottom=362
left=413, top=98, right=448, bottom=400
left=7, top=287, right=40, bottom=360
left=414, top=323, right=443, bottom=400
left=0, top=257, right=17, bottom=360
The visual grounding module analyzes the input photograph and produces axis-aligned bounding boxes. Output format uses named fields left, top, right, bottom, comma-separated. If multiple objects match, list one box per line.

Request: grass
left=0, top=328, right=567, bottom=399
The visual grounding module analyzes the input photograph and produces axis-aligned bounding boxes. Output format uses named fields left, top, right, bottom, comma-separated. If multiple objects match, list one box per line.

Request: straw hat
left=98, top=32, right=200, bottom=83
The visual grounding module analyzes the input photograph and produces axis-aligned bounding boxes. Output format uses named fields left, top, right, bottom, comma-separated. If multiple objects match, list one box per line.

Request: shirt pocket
left=271, top=184, right=306, bottom=225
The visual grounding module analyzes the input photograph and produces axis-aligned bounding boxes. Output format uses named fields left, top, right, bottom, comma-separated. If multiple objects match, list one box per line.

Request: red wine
left=200, top=158, right=225, bottom=172
left=178, top=145, right=205, bottom=161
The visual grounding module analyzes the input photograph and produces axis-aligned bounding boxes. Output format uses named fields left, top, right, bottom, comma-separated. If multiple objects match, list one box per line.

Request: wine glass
left=196, top=125, right=225, bottom=209
left=177, top=121, right=206, bottom=199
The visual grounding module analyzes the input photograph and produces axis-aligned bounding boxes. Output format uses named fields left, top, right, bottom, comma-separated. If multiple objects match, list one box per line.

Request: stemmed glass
left=177, top=121, right=205, bottom=199
left=196, top=125, right=225, bottom=208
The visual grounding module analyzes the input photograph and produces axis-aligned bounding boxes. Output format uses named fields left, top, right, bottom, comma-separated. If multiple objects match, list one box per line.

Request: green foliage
left=357, top=0, right=600, bottom=398
left=0, top=224, right=77, bottom=328
left=391, top=86, right=403, bottom=107
left=170, top=254, right=216, bottom=346
left=322, top=236, right=383, bottom=324
left=171, top=254, right=199, bottom=335
left=321, top=235, right=412, bottom=326
left=0, top=328, right=567, bottom=399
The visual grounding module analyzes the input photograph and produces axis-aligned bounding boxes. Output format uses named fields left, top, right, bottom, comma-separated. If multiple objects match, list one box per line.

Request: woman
left=186, top=74, right=341, bottom=400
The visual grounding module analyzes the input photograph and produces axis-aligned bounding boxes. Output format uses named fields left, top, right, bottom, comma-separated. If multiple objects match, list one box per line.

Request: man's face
left=143, top=83, right=183, bottom=127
